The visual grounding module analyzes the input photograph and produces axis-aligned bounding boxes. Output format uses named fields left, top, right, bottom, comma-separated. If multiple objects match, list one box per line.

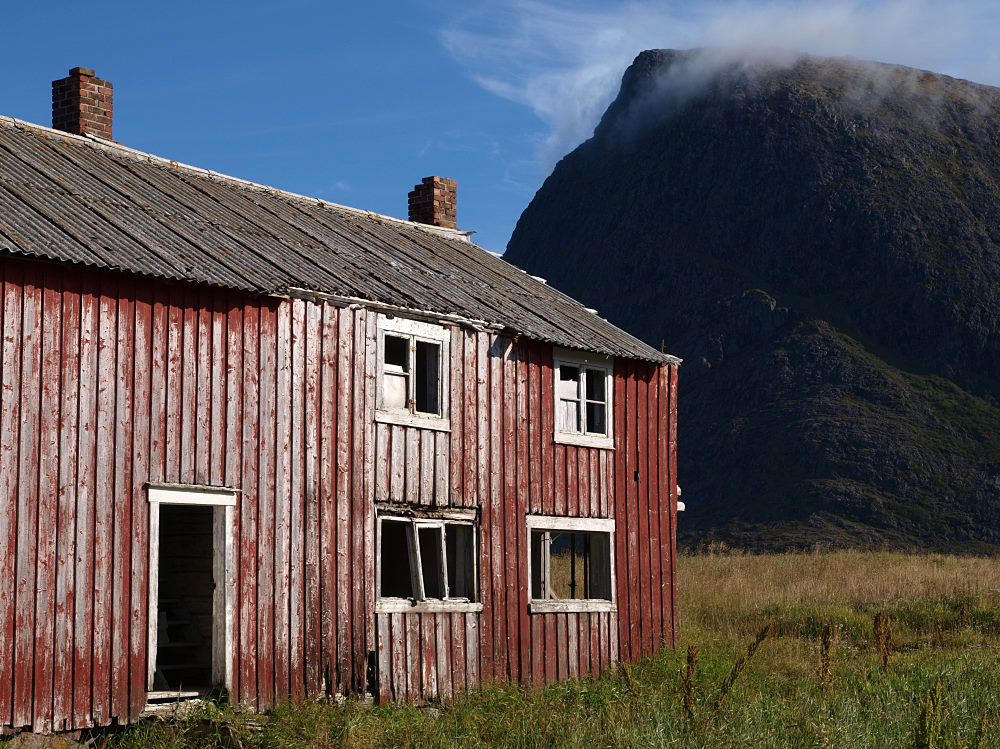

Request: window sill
left=376, top=410, right=451, bottom=433
left=529, top=600, right=616, bottom=614
left=376, top=598, right=482, bottom=614
left=553, top=431, right=614, bottom=450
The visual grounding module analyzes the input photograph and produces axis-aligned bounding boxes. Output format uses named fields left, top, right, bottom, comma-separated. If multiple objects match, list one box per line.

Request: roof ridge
left=0, top=114, right=474, bottom=242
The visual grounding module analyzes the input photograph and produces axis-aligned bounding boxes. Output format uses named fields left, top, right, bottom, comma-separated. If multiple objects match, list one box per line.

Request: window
left=527, top=515, right=615, bottom=613
left=553, top=348, right=613, bottom=448
left=377, top=316, right=450, bottom=430
left=376, top=512, right=480, bottom=612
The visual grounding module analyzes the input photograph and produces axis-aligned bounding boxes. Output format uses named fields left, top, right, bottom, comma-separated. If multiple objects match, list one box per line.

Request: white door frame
left=146, top=483, right=237, bottom=693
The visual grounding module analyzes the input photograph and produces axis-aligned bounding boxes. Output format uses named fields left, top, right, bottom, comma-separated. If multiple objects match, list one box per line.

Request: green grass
left=75, top=551, right=1000, bottom=747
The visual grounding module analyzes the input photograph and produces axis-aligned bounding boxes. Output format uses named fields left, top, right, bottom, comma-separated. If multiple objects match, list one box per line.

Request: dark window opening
left=446, top=524, right=475, bottom=599
left=379, top=518, right=476, bottom=603
left=415, top=340, right=440, bottom=415
left=530, top=528, right=612, bottom=601
left=418, top=526, right=444, bottom=598
left=379, top=519, right=414, bottom=597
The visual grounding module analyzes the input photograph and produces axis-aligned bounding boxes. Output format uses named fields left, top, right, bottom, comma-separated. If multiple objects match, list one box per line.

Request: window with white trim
left=376, top=316, right=450, bottom=430
left=527, top=515, right=615, bottom=613
left=553, top=348, right=613, bottom=448
left=377, top=513, right=479, bottom=612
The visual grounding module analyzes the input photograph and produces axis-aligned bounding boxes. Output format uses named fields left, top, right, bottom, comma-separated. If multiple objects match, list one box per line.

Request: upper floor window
left=553, top=348, right=613, bottom=448
left=376, top=315, right=450, bottom=431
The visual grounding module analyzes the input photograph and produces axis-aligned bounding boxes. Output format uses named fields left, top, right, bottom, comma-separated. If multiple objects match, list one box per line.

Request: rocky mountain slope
left=505, top=49, right=1000, bottom=550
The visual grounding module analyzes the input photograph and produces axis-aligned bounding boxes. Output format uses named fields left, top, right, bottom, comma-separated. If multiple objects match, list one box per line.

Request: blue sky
left=4, top=1, right=1000, bottom=254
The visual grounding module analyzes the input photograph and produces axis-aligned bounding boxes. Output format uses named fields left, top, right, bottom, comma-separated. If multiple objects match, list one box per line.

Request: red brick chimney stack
left=52, top=67, right=113, bottom=140
left=408, top=176, right=457, bottom=229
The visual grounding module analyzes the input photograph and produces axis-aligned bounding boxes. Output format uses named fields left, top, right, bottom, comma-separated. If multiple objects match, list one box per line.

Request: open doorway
left=146, top=484, right=235, bottom=703
left=155, top=504, right=214, bottom=691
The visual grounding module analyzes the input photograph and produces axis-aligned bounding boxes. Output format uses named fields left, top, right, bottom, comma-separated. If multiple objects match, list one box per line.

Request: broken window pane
left=380, top=520, right=414, bottom=598
left=418, top=526, right=444, bottom=598
left=415, top=340, right=440, bottom=415
left=383, top=335, right=410, bottom=410
left=530, top=530, right=544, bottom=599
left=446, top=523, right=475, bottom=599
left=558, top=365, right=580, bottom=400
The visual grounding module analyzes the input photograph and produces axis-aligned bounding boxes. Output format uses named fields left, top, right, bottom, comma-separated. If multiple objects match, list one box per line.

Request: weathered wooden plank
left=91, top=279, right=116, bottom=725
left=567, top=612, right=579, bottom=680
left=553, top=442, right=566, bottom=517
left=194, top=293, right=211, bottom=485
left=375, top=424, right=388, bottom=503
left=405, top=429, right=419, bottom=505
left=362, top=311, right=377, bottom=659
left=475, top=333, right=491, bottom=680
left=72, top=282, right=98, bottom=727
left=421, top=614, right=437, bottom=700
left=464, top=612, right=478, bottom=691
left=377, top=615, right=391, bottom=703
left=636, top=373, right=652, bottom=657
left=556, top=614, right=568, bottom=682
left=334, top=310, right=353, bottom=692
left=128, top=286, right=152, bottom=718
left=210, top=294, right=226, bottom=487
left=389, top=427, right=404, bottom=502
left=527, top=343, right=542, bottom=516
left=12, top=266, right=40, bottom=729
left=589, top=611, right=600, bottom=679
left=625, top=364, right=641, bottom=661
left=304, top=300, right=322, bottom=697
left=450, top=612, right=465, bottom=696
left=436, top=614, right=451, bottom=701
left=667, top=365, right=679, bottom=647
left=256, top=302, right=277, bottom=708
left=0, top=263, right=21, bottom=727
left=274, top=299, right=293, bottom=700
left=319, top=302, right=337, bottom=696
left=419, top=429, right=433, bottom=505
left=540, top=349, right=555, bottom=516
left=463, top=330, right=478, bottom=509
left=53, top=271, right=81, bottom=730
left=565, top=445, right=578, bottom=517
left=434, top=430, right=448, bottom=509
left=646, top=367, right=663, bottom=647
left=164, top=291, right=182, bottom=484
left=598, top=611, right=608, bottom=673
left=530, top=614, right=544, bottom=688
left=612, top=360, right=629, bottom=664
left=449, top=329, right=464, bottom=506
left=179, top=293, right=197, bottom=483
left=516, top=343, right=531, bottom=685
left=110, top=281, right=134, bottom=723
left=405, top=614, right=420, bottom=702
left=502, top=340, right=518, bottom=682
left=31, top=275, right=61, bottom=732
left=287, top=298, right=304, bottom=698
left=350, top=309, right=367, bottom=690
left=239, top=302, right=259, bottom=706
left=489, top=337, right=504, bottom=682
left=390, top=613, right=405, bottom=701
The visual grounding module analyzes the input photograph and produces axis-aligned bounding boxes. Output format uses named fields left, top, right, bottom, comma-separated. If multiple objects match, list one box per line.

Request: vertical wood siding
left=0, top=257, right=677, bottom=732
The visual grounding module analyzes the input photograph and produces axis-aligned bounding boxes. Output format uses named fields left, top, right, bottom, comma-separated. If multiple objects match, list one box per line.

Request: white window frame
left=376, top=315, right=451, bottom=432
left=526, top=514, right=616, bottom=614
left=375, top=510, right=482, bottom=613
left=553, top=347, right=614, bottom=449
left=145, top=483, right=237, bottom=698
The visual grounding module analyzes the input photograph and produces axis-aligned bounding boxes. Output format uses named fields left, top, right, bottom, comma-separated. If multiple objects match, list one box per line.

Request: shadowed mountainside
left=505, top=49, right=1000, bottom=550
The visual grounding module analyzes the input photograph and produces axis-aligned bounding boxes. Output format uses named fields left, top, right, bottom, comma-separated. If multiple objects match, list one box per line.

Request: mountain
left=504, top=49, right=1000, bottom=551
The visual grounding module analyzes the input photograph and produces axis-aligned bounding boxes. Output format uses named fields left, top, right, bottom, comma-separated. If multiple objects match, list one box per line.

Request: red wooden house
left=0, top=68, right=680, bottom=734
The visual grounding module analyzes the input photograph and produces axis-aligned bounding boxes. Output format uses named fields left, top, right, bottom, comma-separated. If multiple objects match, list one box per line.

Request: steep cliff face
left=505, top=49, right=1000, bottom=550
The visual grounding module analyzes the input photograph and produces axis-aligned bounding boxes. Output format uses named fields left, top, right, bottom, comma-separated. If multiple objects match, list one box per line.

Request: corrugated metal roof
left=0, top=116, right=676, bottom=363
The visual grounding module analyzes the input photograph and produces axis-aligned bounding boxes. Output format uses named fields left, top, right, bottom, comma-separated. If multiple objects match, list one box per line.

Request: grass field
left=89, top=549, right=1000, bottom=747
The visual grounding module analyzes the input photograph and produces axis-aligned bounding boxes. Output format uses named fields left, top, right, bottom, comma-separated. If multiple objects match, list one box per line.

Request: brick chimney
left=52, top=67, right=113, bottom=140
left=408, top=176, right=457, bottom=229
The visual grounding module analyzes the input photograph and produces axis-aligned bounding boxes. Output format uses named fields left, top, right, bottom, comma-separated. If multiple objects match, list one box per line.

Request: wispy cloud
left=441, top=0, right=1000, bottom=173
